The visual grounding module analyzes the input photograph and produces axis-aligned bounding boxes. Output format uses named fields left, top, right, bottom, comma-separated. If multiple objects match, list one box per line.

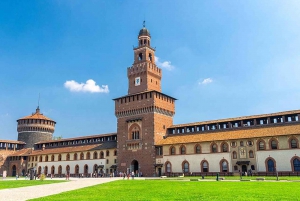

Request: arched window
left=66, top=153, right=70, bottom=161
left=290, top=138, right=298, bottom=149
left=74, top=153, right=78, bottom=160
left=106, top=150, right=110, bottom=157
left=149, top=53, right=152, bottom=61
left=292, top=158, right=300, bottom=171
left=258, top=140, right=265, bottom=150
left=249, top=150, right=254, bottom=158
left=80, top=152, right=84, bottom=160
left=180, top=145, right=186, bottom=155
left=211, top=143, right=218, bottom=153
left=45, top=155, right=48, bottom=162
left=44, top=166, right=48, bottom=175
left=75, top=165, right=79, bottom=174
left=100, top=151, right=104, bottom=159
left=38, top=166, right=41, bottom=175
left=266, top=158, right=276, bottom=172
left=129, top=124, right=141, bottom=140
left=165, top=162, right=172, bottom=173
left=270, top=139, right=278, bottom=149
left=51, top=155, right=54, bottom=161
left=182, top=161, right=189, bottom=173
left=220, top=160, right=228, bottom=172
left=114, top=150, right=117, bottom=156
left=201, top=160, right=209, bottom=172
left=232, top=151, right=237, bottom=159
left=58, top=154, right=62, bottom=161
left=195, top=144, right=201, bottom=154
left=86, top=152, right=91, bottom=160
left=58, top=165, right=62, bottom=175
left=39, top=156, right=42, bottom=162
left=170, top=146, right=175, bottom=155
left=222, top=142, right=228, bottom=152
left=138, top=53, right=143, bottom=60
left=93, top=152, right=98, bottom=159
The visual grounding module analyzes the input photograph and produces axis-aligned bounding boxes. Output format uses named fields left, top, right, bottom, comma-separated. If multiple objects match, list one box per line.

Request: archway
left=51, top=166, right=55, bottom=175
left=12, top=165, right=16, bottom=176
left=131, top=160, right=139, bottom=174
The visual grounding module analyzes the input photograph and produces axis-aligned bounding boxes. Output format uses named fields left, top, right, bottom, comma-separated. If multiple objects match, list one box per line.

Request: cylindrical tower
left=17, top=107, right=56, bottom=148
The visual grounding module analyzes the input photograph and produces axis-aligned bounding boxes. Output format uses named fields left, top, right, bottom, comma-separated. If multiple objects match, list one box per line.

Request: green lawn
left=32, top=180, right=300, bottom=201
left=178, top=175, right=300, bottom=181
left=0, top=180, right=66, bottom=189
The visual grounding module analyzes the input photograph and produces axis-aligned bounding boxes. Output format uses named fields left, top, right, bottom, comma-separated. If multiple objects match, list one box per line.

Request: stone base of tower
left=18, top=132, right=53, bottom=148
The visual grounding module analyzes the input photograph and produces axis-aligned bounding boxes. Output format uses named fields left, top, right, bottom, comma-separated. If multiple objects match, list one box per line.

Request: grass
left=0, top=180, right=67, bottom=189
left=162, top=176, right=300, bottom=181
left=31, top=180, right=300, bottom=201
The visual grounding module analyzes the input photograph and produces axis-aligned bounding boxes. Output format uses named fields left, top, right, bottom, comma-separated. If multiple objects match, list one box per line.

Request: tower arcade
left=114, top=24, right=176, bottom=176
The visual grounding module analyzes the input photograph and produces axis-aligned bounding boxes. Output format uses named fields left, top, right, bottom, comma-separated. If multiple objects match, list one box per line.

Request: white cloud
left=64, top=79, right=109, bottom=93
left=155, top=56, right=174, bottom=71
left=199, top=78, right=213, bottom=85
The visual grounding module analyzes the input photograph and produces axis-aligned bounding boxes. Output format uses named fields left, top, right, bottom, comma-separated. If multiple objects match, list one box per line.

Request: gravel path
left=0, top=177, right=122, bottom=201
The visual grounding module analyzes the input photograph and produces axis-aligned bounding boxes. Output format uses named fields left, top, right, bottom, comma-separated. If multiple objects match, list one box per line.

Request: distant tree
left=52, top=135, right=63, bottom=140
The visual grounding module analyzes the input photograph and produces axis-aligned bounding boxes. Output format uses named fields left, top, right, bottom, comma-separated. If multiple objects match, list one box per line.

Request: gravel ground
left=0, top=177, right=122, bottom=201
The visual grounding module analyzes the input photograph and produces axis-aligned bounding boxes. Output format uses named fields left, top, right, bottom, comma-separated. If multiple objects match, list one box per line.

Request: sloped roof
left=29, top=141, right=117, bottom=155
left=0, top=140, right=26, bottom=144
left=8, top=148, right=32, bottom=156
left=157, top=124, right=300, bottom=145
left=18, top=107, right=55, bottom=122
left=170, top=109, right=300, bottom=128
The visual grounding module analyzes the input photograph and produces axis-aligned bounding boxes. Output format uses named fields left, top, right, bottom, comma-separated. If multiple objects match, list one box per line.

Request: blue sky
left=0, top=1, right=300, bottom=140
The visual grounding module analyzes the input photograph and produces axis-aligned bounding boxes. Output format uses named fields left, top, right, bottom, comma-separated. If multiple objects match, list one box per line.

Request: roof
left=170, top=109, right=300, bottom=128
left=8, top=148, right=32, bottom=156
left=113, top=90, right=177, bottom=101
left=29, top=141, right=117, bottom=155
left=157, top=123, right=300, bottom=145
left=139, top=27, right=150, bottom=37
left=35, top=133, right=117, bottom=144
left=18, top=107, right=55, bottom=122
left=0, top=140, right=26, bottom=144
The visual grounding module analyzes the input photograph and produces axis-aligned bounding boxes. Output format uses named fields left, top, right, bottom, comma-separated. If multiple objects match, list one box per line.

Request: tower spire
left=143, top=20, right=145, bottom=27
left=36, top=93, right=40, bottom=113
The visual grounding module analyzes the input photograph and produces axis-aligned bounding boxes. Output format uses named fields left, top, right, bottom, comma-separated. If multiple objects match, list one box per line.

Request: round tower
left=17, top=107, right=56, bottom=148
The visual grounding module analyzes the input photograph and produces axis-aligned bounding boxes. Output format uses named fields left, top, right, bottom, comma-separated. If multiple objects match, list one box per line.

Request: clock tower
left=114, top=23, right=176, bottom=176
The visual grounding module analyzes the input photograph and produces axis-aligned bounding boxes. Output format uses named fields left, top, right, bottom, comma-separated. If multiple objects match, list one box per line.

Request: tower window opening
left=139, top=53, right=143, bottom=60
left=144, top=39, right=146, bottom=44
left=149, top=53, right=152, bottom=61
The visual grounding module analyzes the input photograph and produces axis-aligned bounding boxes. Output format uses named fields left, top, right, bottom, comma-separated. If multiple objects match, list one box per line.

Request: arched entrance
left=12, top=165, right=16, bottom=176
left=131, top=160, right=139, bottom=175
left=44, top=166, right=48, bottom=175
left=51, top=166, right=55, bottom=175
left=84, top=164, right=88, bottom=177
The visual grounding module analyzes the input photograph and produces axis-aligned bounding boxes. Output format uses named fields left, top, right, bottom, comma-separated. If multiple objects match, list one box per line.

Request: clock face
left=135, top=77, right=140, bottom=86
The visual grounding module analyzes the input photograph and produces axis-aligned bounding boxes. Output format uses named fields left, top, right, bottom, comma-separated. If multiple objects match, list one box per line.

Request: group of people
left=121, top=171, right=143, bottom=179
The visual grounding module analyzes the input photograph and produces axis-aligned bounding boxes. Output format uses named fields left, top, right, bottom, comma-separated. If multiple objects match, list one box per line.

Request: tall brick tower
left=114, top=24, right=176, bottom=176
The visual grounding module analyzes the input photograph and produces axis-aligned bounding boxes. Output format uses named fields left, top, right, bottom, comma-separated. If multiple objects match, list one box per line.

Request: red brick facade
left=115, top=26, right=176, bottom=176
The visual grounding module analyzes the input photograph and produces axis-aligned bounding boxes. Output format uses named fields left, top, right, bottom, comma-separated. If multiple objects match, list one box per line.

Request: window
left=258, top=140, right=265, bottom=150
left=221, top=161, right=228, bottom=172
left=51, top=155, right=54, bottom=161
left=211, top=143, right=217, bottom=153
left=234, top=165, right=238, bottom=171
left=106, top=150, right=110, bottom=157
left=231, top=141, right=237, bottom=147
left=39, top=156, right=42, bottom=162
left=66, top=154, right=70, bottom=161
left=170, top=146, right=175, bottom=155
left=100, top=151, right=104, bottom=159
left=232, top=151, right=237, bottom=159
left=45, top=155, right=48, bottom=162
left=251, top=165, right=255, bottom=170
left=270, top=140, right=278, bottom=149
left=240, top=141, right=244, bottom=146
left=58, top=154, right=62, bottom=161
left=267, top=159, right=275, bottom=172
left=93, top=152, right=98, bottom=159
left=80, top=152, right=84, bottom=160
left=222, top=143, right=228, bottom=152
left=290, top=139, right=298, bottom=149
left=247, top=140, right=253, bottom=146
left=180, top=145, right=186, bottom=155
left=74, top=153, right=78, bottom=160
left=202, top=161, right=209, bottom=172
left=106, top=159, right=109, bottom=164
left=114, top=150, right=117, bottom=156
left=86, top=152, right=91, bottom=159
left=293, top=158, right=300, bottom=171
left=182, top=161, right=189, bottom=173
left=249, top=150, right=254, bottom=158
left=195, top=144, right=201, bottom=154
left=166, top=162, right=171, bottom=173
